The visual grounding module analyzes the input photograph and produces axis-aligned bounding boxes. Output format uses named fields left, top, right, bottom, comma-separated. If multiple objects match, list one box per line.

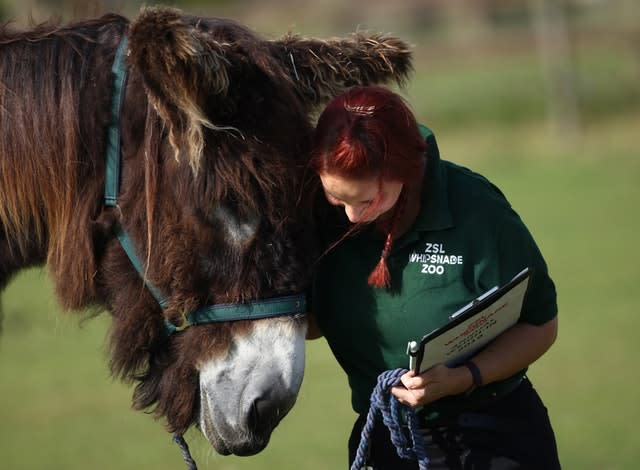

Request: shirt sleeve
left=495, top=208, right=558, bottom=325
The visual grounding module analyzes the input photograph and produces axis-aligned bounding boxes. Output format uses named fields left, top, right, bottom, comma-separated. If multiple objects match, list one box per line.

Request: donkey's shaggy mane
left=0, top=14, right=128, bottom=307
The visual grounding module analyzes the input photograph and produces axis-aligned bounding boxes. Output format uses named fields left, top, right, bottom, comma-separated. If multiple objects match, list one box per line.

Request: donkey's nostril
left=248, top=399, right=259, bottom=431
left=248, top=395, right=282, bottom=434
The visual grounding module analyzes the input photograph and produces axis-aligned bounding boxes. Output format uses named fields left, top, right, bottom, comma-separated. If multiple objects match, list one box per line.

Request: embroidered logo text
left=408, top=243, right=463, bottom=275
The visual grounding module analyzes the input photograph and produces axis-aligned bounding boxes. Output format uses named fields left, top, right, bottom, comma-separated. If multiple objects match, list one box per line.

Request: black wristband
left=464, top=360, right=483, bottom=393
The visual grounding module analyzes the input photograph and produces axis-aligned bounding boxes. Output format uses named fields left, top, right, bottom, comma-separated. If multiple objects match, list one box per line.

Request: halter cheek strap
left=104, top=36, right=128, bottom=207
left=104, top=36, right=306, bottom=336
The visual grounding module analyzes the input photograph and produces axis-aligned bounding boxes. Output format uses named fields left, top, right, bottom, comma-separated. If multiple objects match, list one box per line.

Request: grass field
left=1, top=18, right=639, bottom=468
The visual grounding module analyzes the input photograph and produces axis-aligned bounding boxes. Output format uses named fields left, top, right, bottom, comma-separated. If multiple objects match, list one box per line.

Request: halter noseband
left=104, top=36, right=306, bottom=336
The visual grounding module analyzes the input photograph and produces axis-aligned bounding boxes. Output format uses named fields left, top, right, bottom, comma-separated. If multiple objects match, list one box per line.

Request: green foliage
left=407, top=53, right=548, bottom=127
left=574, top=46, right=640, bottom=119
left=405, top=43, right=640, bottom=129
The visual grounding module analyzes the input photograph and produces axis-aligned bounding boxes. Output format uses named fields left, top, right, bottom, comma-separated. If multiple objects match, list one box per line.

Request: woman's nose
left=344, top=204, right=363, bottom=223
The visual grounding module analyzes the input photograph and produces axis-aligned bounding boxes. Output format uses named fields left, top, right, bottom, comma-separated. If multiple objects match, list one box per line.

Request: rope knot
left=351, top=368, right=429, bottom=470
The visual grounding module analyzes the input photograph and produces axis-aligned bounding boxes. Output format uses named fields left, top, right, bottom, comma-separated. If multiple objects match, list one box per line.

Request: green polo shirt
left=312, top=125, right=557, bottom=417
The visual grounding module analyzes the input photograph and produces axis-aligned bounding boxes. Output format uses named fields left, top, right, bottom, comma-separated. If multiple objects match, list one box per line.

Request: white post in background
left=530, top=0, right=581, bottom=139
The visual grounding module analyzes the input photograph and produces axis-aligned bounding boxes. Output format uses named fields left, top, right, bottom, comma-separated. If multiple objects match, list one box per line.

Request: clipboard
left=407, top=267, right=531, bottom=374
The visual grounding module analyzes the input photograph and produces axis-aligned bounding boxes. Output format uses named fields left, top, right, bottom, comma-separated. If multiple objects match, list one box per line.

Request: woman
left=308, top=86, right=561, bottom=469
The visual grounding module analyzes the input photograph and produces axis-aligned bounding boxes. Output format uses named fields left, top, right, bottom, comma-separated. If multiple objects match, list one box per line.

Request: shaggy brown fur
left=0, top=7, right=411, bottom=435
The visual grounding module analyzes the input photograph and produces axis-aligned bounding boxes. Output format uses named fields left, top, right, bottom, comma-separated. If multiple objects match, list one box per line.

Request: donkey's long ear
left=128, top=7, right=230, bottom=172
left=270, top=32, right=413, bottom=108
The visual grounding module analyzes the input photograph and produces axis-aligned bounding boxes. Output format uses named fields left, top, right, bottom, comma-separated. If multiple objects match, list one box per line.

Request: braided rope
left=351, top=369, right=429, bottom=470
left=173, top=433, right=198, bottom=470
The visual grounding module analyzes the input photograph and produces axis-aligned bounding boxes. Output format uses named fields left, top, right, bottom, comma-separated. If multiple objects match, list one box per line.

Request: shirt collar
left=412, top=125, right=453, bottom=232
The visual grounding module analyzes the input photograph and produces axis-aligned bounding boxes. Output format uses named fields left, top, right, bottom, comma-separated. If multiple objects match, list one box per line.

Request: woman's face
left=319, top=172, right=403, bottom=223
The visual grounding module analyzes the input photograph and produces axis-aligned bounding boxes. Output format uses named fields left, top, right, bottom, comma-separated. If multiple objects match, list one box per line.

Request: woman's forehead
left=319, top=173, right=379, bottom=201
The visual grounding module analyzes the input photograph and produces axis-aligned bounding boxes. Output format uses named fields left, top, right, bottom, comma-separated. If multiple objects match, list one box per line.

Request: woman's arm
left=391, top=316, right=558, bottom=407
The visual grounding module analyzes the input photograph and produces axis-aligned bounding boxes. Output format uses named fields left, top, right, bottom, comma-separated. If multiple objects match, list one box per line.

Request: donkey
left=0, top=7, right=411, bottom=457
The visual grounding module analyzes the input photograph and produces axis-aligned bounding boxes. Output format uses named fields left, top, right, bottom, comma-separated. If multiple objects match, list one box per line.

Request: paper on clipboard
left=408, top=268, right=531, bottom=374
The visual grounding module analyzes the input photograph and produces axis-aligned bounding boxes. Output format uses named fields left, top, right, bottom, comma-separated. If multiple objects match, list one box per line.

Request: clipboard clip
left=449, top=286, right=499, bottom=320
left=407, top=341, right=420, bottom=371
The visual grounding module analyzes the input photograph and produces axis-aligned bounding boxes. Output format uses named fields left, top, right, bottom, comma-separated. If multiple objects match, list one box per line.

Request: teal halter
left=104, top=36, right=306, bottom=336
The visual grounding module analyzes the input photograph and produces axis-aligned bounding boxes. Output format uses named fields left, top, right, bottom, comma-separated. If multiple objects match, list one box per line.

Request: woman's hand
left=391, top=364, right=471, bottom=408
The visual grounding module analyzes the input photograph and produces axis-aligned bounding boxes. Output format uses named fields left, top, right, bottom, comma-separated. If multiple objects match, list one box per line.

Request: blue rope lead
left=351, top=369, right=429, bottom=470
left=173, top=433, right=198, bottom=470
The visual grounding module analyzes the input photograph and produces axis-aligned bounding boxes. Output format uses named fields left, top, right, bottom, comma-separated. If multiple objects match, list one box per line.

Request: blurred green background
left=1, top=1, right=639, bottom=469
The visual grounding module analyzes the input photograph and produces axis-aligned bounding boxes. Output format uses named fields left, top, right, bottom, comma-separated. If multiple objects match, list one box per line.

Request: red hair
left=310, top=86, right=426, bottom=288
